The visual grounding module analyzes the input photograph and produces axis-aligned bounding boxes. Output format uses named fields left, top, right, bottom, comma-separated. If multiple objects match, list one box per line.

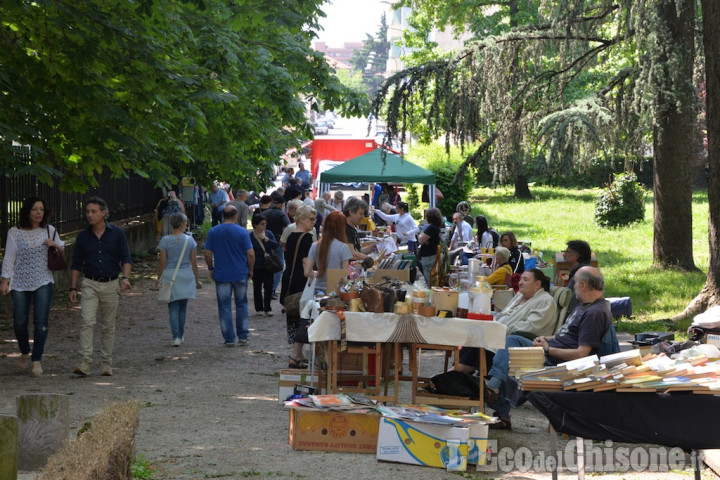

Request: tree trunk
left=652, top=0, right=698, bottom=271
left=509, top=0, right=533, bottom=200
left=514, top=174, right=532, bottom=199
left=677, top=0, right=720, bottom=319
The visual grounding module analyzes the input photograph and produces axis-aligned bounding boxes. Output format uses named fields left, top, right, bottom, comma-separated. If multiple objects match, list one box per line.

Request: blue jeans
left=215, top=280, right=249, bottom=343
left=487, top=335, right=535, bottom=419
left=12, top=283, right=54, bottom=361
left=168, top=299, right=188, bottom=340
left=406, top=240, right=417, bottom=255
left=271, top=246, right=285, bottom=294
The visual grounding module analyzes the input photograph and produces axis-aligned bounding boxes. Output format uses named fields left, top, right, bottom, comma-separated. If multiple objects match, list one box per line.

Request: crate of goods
left=278, top=369, right=325, bottom=404
left=288, top=409, right=380, bottom=453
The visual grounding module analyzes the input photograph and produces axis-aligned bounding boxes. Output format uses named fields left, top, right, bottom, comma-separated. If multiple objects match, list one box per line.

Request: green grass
left=466, top=185, right=709, bottom=333
left=131, top=454, right=155, bottom=479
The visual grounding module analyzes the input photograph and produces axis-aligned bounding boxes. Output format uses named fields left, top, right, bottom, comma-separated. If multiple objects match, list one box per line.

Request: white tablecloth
left=308, top=311, right=507, bottom=350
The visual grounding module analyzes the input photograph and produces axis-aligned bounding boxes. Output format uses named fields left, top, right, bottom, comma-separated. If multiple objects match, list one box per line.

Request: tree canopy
left=0, top=0, right=366, bottom=192
left=372, top=0, right=701, bottom=270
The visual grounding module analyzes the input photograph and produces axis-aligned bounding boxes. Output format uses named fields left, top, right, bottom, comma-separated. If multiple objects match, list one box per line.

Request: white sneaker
left=173, top=338, right=181, bottom=347
left=264, top=311, right=273, bottom=317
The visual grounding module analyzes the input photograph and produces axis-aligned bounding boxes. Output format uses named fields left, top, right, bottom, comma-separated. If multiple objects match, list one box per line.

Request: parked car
left=314, top=121, right=329, bottom=135
left=324, top=116, right=335, bottom=129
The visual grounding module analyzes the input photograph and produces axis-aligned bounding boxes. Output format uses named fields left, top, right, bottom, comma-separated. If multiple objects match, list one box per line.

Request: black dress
left=280, top=231, right=313, bottom=344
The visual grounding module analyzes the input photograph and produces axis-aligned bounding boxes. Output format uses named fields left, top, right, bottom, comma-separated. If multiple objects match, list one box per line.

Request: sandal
left=288, top=356, right=308, bottom=369
left=489, top=417, right=512, bottom=430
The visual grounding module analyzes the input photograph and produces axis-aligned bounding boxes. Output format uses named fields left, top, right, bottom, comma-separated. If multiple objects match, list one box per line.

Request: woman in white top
left=475, top=214, right=495, bottom=249
left=0, top=197, right=65, bottom=376
left=372, top=201, right=419, bottom=253
left=457, top=268, right=557, bottom=375
left=329, top=191, right=344, bottom=212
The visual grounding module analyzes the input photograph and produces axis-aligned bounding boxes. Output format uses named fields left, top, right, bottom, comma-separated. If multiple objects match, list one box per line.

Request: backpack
left=428, top=371, right=480, bottom=398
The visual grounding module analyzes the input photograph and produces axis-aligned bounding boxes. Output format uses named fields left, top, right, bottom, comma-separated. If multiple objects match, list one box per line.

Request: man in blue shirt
left=204, top=205, right=255, bottom=346
left=207, top=183, right=229, bottom=227
left=294, top=162, right=311, bottom=194
left=69, top=197, right=132, bottom=376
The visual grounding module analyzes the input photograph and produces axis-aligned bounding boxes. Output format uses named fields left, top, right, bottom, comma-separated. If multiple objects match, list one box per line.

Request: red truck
left=283, top=138, right=377, bottom=198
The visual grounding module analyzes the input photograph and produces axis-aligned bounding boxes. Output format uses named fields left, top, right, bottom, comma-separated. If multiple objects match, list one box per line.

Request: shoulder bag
left=282, top=232, right=308, bottom=317
left=254, top=231, right=282, bottom=274
left=158, top=235, right=189, bottom=303
left=47, top=226, right=67, bottom=271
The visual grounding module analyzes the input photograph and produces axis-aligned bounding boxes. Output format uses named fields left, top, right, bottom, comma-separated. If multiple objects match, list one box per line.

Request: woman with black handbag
left=280, top=205, right=316, bottom=368
left=250, top=214, right=279, bottom=317
left=0, top=197, right=64, bottom=376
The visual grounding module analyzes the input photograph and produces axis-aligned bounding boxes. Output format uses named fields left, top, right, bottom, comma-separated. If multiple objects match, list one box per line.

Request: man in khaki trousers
left=69, top=197, right=132, bottom=376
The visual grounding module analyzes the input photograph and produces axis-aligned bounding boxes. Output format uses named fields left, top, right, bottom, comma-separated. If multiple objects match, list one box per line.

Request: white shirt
left=2, top=226, right=64, bottom=291
left=374, top=210, right=419, bottom=245
left=478, top=231, right=494, bottom=249
left=451, top=220, right=473, bottom=245
left=280, top=223, right=317, bottom=245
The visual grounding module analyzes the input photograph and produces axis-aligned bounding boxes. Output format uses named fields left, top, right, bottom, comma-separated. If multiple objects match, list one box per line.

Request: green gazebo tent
left=318, top=149, right=437, bottom=207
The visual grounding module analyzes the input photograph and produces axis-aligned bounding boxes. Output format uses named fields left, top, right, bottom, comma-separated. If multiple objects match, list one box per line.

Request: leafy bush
left=405, top=143, right=474, bottom=219
left=594, top=172, right=646, bottom=228
left=426, top=159, right=473, bottom=219
left=404, top=184, right=421, bottom=219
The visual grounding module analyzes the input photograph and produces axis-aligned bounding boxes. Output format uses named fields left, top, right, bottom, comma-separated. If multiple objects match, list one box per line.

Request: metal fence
left=1, top=146, right=163, bottom=247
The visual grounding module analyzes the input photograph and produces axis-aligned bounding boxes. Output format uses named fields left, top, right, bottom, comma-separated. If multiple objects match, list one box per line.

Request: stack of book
left=516, top=349, right=720, bottom=394
left=508, top=347, right=546, bottom=376
left=517, top=356, right=601, bottom=391
left=375, top=256, right=413, bottom=271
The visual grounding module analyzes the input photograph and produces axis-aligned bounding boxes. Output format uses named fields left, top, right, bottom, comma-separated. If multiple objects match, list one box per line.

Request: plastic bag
left=300, top=278, right=316, bottom=319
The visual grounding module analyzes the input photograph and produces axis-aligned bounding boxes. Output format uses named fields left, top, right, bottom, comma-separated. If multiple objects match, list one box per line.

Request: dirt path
left=0, top=248, right=717, bottom=479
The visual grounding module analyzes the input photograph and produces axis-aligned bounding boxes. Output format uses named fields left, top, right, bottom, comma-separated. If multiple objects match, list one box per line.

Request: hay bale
left=0, top=414, right=19, bottom=480
left=41, top=401, right=140, bottom=480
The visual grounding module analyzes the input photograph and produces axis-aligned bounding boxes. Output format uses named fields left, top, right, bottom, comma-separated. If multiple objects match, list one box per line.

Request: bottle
left=469, top=275, right=492, bottom=314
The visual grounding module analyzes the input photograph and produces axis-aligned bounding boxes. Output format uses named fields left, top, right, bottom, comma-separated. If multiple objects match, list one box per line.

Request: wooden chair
left=549, top=286, right=573, bottom=333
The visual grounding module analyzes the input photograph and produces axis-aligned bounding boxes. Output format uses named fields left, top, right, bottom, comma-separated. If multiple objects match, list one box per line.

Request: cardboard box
left=707, top=334, right=720, bottom=348
left=467, top=423, right=489, bottom=466
left=288, top=409, right=380, bottom=453
left=376, top=417, right=470, bottom=471
left=278, top=369, right=325, bottom=404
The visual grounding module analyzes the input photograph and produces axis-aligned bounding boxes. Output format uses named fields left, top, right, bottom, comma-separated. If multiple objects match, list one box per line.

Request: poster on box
left=376, top=417, right=469, bottom=471
left=289, top=409, right=379, bottom=454
left=467, top=423, right=489, bottom=466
